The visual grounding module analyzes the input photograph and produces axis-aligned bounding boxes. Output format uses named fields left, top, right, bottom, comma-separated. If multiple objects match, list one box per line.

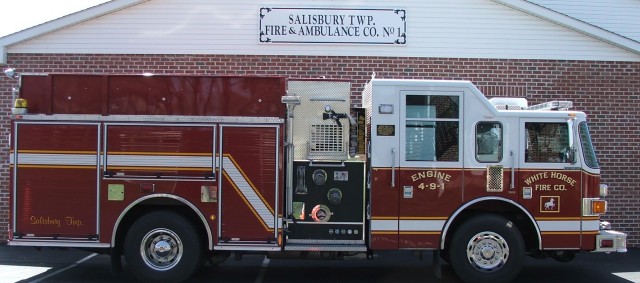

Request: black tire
left=449, top=214, right=524, bottom=283
left=124, top=211, right=204, bottom=283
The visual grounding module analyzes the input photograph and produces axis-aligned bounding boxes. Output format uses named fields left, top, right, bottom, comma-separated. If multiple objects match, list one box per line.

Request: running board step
left=284, top=244, right=367, bottom=252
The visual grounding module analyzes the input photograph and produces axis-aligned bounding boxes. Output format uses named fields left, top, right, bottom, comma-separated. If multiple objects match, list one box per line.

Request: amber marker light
left=592, top=200, right=607, bottom=214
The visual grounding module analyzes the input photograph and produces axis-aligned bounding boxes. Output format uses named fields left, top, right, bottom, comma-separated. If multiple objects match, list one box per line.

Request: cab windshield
left=579, top=122, right=599, bottom=169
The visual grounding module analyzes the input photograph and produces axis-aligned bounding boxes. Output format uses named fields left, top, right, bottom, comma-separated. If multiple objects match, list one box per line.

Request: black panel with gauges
left=287, top=160, right=366, bottom=241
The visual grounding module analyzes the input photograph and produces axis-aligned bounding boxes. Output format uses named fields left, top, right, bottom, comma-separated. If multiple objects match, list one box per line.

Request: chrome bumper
left=594, top=222, right=627, bottom=253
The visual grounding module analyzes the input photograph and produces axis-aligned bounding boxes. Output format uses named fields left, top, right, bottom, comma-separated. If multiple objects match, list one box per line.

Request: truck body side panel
left=12, top=123, right=100, bottom=240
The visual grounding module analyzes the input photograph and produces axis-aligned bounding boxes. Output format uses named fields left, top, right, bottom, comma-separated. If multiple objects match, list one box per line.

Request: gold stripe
left=399, top=231, right=441, bottom=235
left=542, top=231, right=601, bottom=235
left=372, top=216, right=398, bottom=220
left=400, top=217, right=447, bottom=220
left=371, top=231, right=397, bottom=235
left=536, top=217, right=599, bottom=221
left=541, top=232, right=581, bottom=235
left=536, top=217, right=582, bottom=221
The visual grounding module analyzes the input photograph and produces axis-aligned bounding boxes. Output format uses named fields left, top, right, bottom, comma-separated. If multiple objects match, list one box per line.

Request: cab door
left=397, top=91, right=463, bottom=249
left=368, top=87, right=464, bottom=250
left=517, top=118, right=583, bottom=249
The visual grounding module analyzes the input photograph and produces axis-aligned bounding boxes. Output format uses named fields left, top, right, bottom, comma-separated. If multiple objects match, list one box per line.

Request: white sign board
left=259, top=8, right=406, bottom=44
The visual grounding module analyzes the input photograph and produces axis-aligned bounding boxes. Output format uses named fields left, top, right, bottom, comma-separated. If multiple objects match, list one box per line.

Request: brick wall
left=1, top=54, right=638, bottom=246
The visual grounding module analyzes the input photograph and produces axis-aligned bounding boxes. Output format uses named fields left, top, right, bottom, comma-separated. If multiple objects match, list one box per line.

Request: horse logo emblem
left=541, top=196, right=560, bottom=213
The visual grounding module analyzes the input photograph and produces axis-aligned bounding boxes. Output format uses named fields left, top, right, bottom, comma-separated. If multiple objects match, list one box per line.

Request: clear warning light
left=378, top=104, right=394, bottom=114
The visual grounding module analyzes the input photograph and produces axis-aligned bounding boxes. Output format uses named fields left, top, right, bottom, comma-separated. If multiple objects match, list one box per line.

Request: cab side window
left=405, top=94, right=459, bottom=162
left=524, top=122, right=570, bottom=163
left=475, top=122, right=502, bottom=162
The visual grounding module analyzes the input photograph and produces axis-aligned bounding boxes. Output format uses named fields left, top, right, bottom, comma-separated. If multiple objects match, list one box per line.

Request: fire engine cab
left=5, top=70, right=626, bottom=283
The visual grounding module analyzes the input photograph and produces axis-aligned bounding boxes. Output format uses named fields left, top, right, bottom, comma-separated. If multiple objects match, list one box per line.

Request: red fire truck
left=5, top=71, right=626, bottom=283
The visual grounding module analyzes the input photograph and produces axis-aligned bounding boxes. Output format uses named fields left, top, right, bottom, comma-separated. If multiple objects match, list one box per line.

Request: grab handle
left=391, top=148, right=396, bottom=188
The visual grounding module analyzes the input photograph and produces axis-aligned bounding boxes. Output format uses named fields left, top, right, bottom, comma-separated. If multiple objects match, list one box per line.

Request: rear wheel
left=124, top=211, right=204, bottom=283
left=450, top=214, right=524, bottom=283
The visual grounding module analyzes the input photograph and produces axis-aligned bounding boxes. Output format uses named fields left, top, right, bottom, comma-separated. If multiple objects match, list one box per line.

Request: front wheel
left=124, top=211, right=204, bottom=283
left=449, top=214, right=524, bottom=283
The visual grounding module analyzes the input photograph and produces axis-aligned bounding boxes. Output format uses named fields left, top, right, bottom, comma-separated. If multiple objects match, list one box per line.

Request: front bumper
left=594, top=222, right=627, bottom=253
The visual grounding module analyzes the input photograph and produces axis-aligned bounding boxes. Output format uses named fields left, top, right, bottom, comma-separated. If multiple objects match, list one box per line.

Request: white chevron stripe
left=223, top=157, right=274, bottom=229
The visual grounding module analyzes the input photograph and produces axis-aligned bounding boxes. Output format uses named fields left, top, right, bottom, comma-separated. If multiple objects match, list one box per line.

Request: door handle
left=391, top=148, right=396, bottom=188
left=510, top=150, right=515, bottom=190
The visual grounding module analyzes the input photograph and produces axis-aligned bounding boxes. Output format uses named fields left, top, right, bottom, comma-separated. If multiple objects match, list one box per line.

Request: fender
left=111, top=194, right=213, bottom=250
left=440, top=196, right=541, bottom=250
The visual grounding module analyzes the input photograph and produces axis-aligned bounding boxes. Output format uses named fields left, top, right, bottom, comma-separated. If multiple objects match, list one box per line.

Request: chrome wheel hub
left=466, top=231, right=509, bottom=272
left=140, top=228, right=183, bottom=271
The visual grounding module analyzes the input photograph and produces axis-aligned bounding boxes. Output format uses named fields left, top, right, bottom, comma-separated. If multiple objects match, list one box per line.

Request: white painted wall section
left=3, top=0, right=640, bottom=61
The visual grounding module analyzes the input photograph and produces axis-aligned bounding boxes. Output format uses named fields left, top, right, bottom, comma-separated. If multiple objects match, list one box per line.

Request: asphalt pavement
left=0, top=243, right=638, bottom=283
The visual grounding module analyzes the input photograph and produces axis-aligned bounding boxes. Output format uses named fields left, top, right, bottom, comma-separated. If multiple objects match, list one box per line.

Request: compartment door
left=218, top=125, right=281, bottom=246
left=13, top=122, right=100, bottom=240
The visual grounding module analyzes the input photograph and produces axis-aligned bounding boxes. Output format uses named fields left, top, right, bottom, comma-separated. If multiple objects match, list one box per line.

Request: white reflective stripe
left=372, top=219, right=446, bottom=232
left=15, top=153, right=216, bottom=169
left=223, top=157, right=274, bottom=229
left=371, top=219, right=398, bottom=231
left=582, top=220, right=600, bottom=231
left=17, top=153, right=97, bottom=166
left=107, top=155, right=214, bottom=168
left=538, top=220, right=580, bottom=231
left=538, top=220, right=600, bottom=232
left=399, top=220, right=446, bottom=231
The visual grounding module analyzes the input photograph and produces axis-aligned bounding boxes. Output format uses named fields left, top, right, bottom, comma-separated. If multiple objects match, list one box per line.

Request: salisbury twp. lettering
left=30, top=216, right=61, bottom=227
left=289, top=14, right=346, bottom=25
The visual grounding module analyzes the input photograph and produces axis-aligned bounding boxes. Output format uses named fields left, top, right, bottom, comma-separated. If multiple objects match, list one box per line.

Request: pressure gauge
left=312, top=169, right=327, bottom=186
left=324, top=105, right=332, bottom=113
left=327, top=188, right=343, bottom=205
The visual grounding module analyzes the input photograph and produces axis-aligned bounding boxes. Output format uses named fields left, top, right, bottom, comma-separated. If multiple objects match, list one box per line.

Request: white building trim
left=492, top=0, right=640, bottom=58
left=0, top=0, right=149, bottom=63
